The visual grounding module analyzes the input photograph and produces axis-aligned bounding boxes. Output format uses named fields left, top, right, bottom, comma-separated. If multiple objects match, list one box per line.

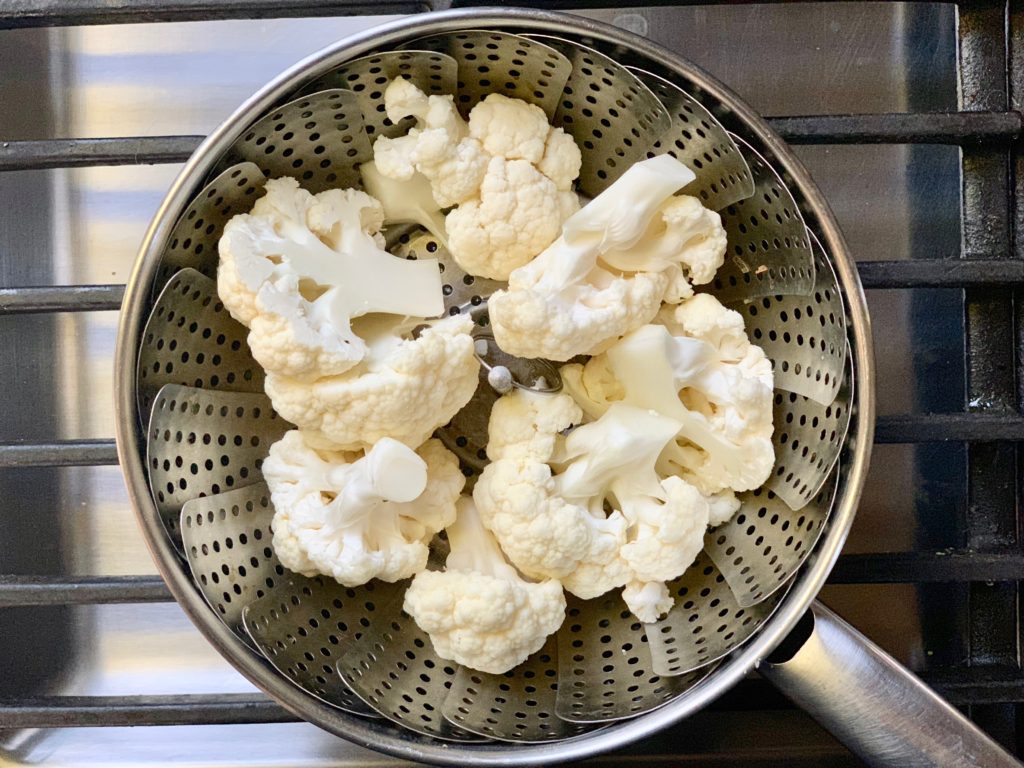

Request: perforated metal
left=213, top=89, right=372, bottom=194
left=764, top=356, right=853, bottom=511
left=528, top=35, right=670, bottom=196
left=710, top=135, right=815, bottom=305
left=154, top=162, right=265, bottom=293
left=646, top=552, right=784, bottom=675
left=243, top=576, right=405, bottom=716
left=442, top=639, right=593, bottom=742
left=336, top=612, right=484, bottom=741
left=731, top=237, right=846, bottom=406
left=631, top=68, right=754, bottom=211
left=706, top=470, right=839, bottom=608
left=299, top=50, right=458, bottom=140
left=146, top=384, right=289, bottom=546
left=138, top=269, right=264, bottom=419
left=403, top=30, right=572, bottom=119
left=180, top=482, right=280, bottom=646
left=555, top=594, right=712, bottom=723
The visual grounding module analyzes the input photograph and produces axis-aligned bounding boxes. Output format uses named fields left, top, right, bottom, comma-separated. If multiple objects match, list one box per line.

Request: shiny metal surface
left=114, top=8, right=872, bottom=765
left=760, top=602, right=1021, bottom=767
left=146, top=385, right=287, bottom=547
left=180, top=481, right=280, bottom=646
left=139, top=268, right=264, bottom=418
left=0, top=4, right=969, bottom=766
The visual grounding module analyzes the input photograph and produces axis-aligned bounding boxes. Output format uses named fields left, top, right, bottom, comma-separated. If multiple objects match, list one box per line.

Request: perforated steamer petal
left=115, top=8, right=874, bottom=766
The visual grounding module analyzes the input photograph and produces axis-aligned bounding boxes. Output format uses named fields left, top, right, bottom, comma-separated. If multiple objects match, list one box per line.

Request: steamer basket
left=115, top=8, right=874, bottom=766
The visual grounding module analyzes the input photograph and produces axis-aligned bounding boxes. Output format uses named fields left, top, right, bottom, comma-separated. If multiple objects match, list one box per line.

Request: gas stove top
left=1, top=2, right=1020, bottom=765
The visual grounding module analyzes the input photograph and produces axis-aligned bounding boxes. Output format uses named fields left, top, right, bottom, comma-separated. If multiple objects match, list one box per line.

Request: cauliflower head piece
left=443, top=94, right=581, bottom=280
left=445, top=156, right=580, bottom=280
left=551, top=403, right=711, bottom=621
left=474, top=390, right=623, bottom=585
left=265, top=312, right=479, bottom=451
left=601, top=194, right=728, bottom=303
left=489, top=154, right=719, bottom=361
left=265, top=430, right=464, bottom=587
left=474, top=389, right=711, bottom=623
left=218, top=177, right=444, bottom=382
left=467, top=93, right=582, bottom=191
left=562, top=293, right=775, bottom=498
left=373, top=78, right=489, bottom=208
left=404, top=497, right=566, bottom=674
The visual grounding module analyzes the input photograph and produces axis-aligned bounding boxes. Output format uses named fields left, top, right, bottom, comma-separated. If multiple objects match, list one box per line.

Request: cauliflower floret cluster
left=372, top=80, right=582, bottom=280
left=218, top=176, right=479, bottom=450
left=264, top=431, right=464, bottom=586
left=210, top=78, right=775, bottom=676
left=563, top=293, right=775, bottom=508
left=488, top=154, right=728, bottom=361
left=404, top=497, right=565, bottom=674
left=474, top=390, right=711, bottom=624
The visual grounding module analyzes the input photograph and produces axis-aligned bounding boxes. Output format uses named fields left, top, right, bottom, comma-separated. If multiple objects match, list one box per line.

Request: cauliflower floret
left=468, top=93, right=555, bottom=165
left=217, top=177, right=443, bottom=382
left=707, top=490, right=742, bottom=526
left=474, top=459, right=601, bottom=581
left=488, top=253, right=671, bottom=362
left=551, top=403, right=710, bottom=616
left=561, top=294, right=775, bottom=497
left=404, top=497, right=566, bottom=674
left=622, top=582, right=673, bottom=624
left=439, top=94, right=582, bottom=280
left=538, top=129, right=584, bottom=192
left=445, top=157, right=580, bottom=280
left=265, top=313, right=479, bottom=451
left=601, top=195, right=727, bottom=303
left=265, top=431, right=463, bottom=586
left=373, top=78, right=489, bottom=208
left=488, top=155, right=703, bottom=361
left=473, top=390, right=626, bottom=586
left=475, top=388, right=710, bottom=622
left=484, top=383, right=583, bottom=462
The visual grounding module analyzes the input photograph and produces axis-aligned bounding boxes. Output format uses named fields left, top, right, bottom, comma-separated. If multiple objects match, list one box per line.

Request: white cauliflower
left=552, top=403, right=710, bottom=621
left=359, top=161, right=448, bottom=249
left=601, top=195, right=727, bottom=302
left=467, top=94, right=582, bottom=191
left=475, top=388, right=710, bottom=623
left=264, top=431, right=464, bottom=586
left=621, top=582, right=673, bottom=624
left=217, top=176, right=443, bottom=382
left=473, top=390, right=626, bottom=587
left=442, top=94, right=581, bottom=280
left=404, top=497, right=566, bottom=674
left=372, top=78, right=489, bottom=208
left=371, top=85, right=583, bottom=281
left=561, top=293, right=775, bottom=497
left=445, top=156, right=580, bottom=280
left=468, top=93, right=552, bottom=164
left=538, top=129, right=584, bottom=192
left=488, top=154, right=709, bottom=361
left=264, top=313, right=479, bottom=451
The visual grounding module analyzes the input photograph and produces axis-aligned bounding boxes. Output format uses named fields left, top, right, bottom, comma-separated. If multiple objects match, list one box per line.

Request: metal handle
left=759, top=601, right=1021, bottom=768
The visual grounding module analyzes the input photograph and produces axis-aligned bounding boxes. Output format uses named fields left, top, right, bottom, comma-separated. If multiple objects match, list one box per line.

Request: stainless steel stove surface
left=0, top=2, right=1019, bottom=766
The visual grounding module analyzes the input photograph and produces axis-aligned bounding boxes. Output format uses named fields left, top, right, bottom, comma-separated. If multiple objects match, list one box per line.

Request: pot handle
left=758, top=601, right=1021, bottom=767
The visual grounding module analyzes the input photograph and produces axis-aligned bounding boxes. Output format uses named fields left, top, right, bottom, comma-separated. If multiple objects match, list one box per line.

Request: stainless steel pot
left=113, top=7, right=1020, bottom=766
